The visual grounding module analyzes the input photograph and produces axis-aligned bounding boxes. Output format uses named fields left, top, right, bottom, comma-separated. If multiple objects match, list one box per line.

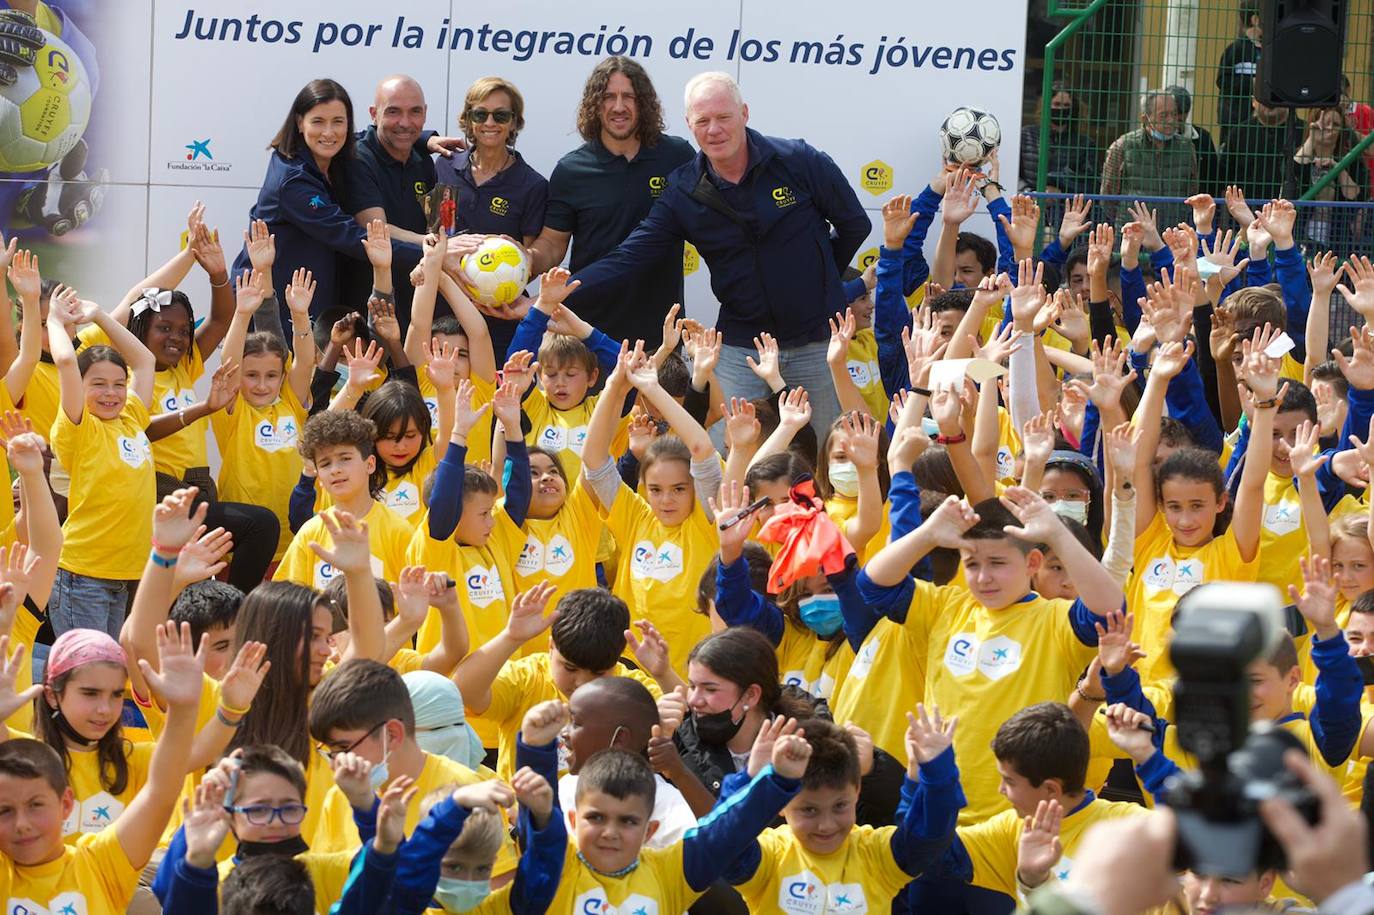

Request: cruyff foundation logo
left=860, top=159, right=893, bottom=195
left=169, top=137, right=232, bottom=173
left=772, top=185, right=797, bottom=208
left=648, top=175, right=667, bottom=197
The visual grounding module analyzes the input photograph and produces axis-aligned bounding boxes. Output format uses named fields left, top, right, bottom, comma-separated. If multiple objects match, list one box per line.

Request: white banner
left=2, top=0, right=1028, bottom=325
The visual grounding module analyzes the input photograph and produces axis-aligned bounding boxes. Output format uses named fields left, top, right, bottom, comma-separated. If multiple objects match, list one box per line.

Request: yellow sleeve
left=74, top=820, right=142, bottom=907
left=274, top=519, right=322, bottom=586
left=486, top=656, right=538, bottom=728
left=956, top=811, right=1021, bottom=896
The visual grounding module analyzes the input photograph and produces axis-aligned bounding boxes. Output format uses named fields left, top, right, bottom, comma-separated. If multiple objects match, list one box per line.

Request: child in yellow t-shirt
left=508, top=267, right=630, bottom=480
left=322, top=567, right=467, bottom=678
left=274, top=410, right=413, bottom=592
left=1126, top=330, right=1274, bottom=684
left=724, top=712, right=960, bottom=914
left=454, top=583, right=669, bottom=784
left=0, top=622, right=204, bottom=913
left=46, top=287, right=158, bottom=638
left=212, top=266, right=316, bottom=560
left=581, top=341, right=723, bottom=677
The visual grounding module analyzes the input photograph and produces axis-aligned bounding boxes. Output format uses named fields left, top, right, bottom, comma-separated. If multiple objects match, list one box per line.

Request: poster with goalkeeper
left=0, top=0, right=103, bottom=239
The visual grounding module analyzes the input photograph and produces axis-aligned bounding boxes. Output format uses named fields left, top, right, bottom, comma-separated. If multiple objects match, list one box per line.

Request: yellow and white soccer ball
left=0, top=28, right=91, bottom=173
left=458, top=237, right=530, bottom=308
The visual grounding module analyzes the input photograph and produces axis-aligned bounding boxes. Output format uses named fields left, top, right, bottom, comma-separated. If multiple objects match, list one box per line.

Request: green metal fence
left=1026, top=0, right=1374, bottom=253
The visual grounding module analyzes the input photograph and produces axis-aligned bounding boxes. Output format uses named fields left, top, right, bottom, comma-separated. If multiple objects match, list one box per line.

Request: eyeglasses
left=226, top=803, right=308, bottom=826
left=469, top=108, right=514, bottom=125
left=1039, top=490, right=1091, bottom=503
left=318, top=720, right=385, bottom=763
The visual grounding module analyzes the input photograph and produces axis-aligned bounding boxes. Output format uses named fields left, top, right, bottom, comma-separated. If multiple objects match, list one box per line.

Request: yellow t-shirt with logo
left=959, top=797, right=1147, bottom=897
left=604, top=482, right=716, bottom=678
left=481, top=653, right=662, bottom=784
left=524, top=388, right=632, bottom=480
left=735, top=823, right=913, bottom=914
left=62, top=742, right=154, bottom=842
left=1256, top=472, right=1317, bottom=598
left=514, top=480, right=601, bottom=608
left=996, top=407, right=1023, bottom=484
left=273, top=501, right=412, bottom=592
left=0, top=822, right=141, bottom=912
left=824, top=494, right=892, bottom=564
left=379, top=447, right=437, bottom=528
left=830, top=613, right=929, bottom=762
left=846, top=329, right=887, bottom=420
left=775, top=623, right=855, bottom=704
left=52, top=395, right=155, bottom=580
left=1128, top=512, right=1259, bottom=685
left=546, top=840, right=701, bottom=914
left=148, top=347, right=209, bottom=478
left=211, top=384, right=307, bottom=560
left=309, top=750, right=518, bottom=876
left=420, top=373, right=495, bottom=468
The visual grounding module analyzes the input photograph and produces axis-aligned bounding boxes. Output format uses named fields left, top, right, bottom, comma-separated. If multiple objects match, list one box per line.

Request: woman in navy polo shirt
left=435, top=76, right=548, bottom=358
left=232, top=79, right=373, bottom=336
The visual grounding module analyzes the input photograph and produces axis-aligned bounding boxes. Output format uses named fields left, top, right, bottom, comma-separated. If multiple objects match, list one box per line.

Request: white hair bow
left=131, top=288, right=173, bottom=317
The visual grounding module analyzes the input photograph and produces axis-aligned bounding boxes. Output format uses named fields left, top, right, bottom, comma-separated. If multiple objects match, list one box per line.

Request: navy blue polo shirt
left=545, top=135, right=695, bottom=347
left=339, top=126, right=437, bottom=321
left=434, top=148, right=548, bottom=240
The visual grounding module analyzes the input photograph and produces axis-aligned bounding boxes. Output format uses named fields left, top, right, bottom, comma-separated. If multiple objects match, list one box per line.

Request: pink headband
left=46, top=629, right=126, bottom=683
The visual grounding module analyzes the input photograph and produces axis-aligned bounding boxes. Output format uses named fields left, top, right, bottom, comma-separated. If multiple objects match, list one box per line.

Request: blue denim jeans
left=49, top=569, right=130, bottom=640
left=715, top=340, right=842, bottom=440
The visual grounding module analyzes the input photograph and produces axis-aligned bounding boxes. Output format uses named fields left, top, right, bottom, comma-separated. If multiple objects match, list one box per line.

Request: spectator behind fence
left=1340, top=74, right=1374, bottom=200
left=1216, top=0, right=1263, bottom=145
left=1167, top=85, right=1222, bottom=198
left=1286, top=106, right=1369, bottom=252
left=1222, top=94, right=1301, bottom=202
left=1018, top=82, right=1100, bottom=197
left=1100, top=89, right=1198, bottom=228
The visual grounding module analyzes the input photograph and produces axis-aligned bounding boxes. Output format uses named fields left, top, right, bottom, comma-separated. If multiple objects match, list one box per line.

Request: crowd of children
left=4, top=155, right=1374, bottom=915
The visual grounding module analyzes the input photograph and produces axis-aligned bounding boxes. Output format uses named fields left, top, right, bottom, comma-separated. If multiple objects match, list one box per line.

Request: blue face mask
left=369, top=729, right=391, bottom=792
left=797, top=594, right=844, bottom=637
left=1148, top=127, right=1172, bottom=142
left=434, top=876, right=491, bottom=912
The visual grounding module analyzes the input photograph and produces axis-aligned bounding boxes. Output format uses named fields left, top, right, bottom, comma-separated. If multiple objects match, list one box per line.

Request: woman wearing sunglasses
left=434, top=76, right=549, bottom=358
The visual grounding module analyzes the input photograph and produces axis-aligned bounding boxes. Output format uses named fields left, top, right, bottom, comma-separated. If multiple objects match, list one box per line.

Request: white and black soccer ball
left=939, top=107, right=1002, bottom=166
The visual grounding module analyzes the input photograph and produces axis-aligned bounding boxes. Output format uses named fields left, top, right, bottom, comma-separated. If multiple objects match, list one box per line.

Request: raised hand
left=393, top=565, right=432, bottom=632
left=0, top=637, right=40, bottom=722
left=1335, top=325, right=1374, bottom=391
left=882, top=193, right=918, bottom=249
left=1162, top=223, right=1199, bottom=269
left=999, top=486, right=1069, bottom=545
left=501, top=350, right=538, bottom=397
left=1086, top=223, right=1114, bottom=278
left=182, top=779, right=232, bottom=869
left=1209, top=303, right=1239, bottom=363
left=309, top=509, right=372, bottom=575
left=723, top=397, right=760, bottom=450
left=929, top=382, right=967, bottom=436
left=1008, top=258, right=1046, bottom=328
left=342, top=338, right=385, bottom=391
left=1224, top=185, right=1255, bottom=229
left=537, top=266, right=581, bottom=306
left=206, top=359, right=240, bottom=412
left=422, top=336, right=460, bottom=390
left=1017, top=799, right=1064, bottom=888
left=1150, top=339, right=1196, bottom=382
left=172, top=526, right=233, bottom=590
left=234, top=268, right=265, bottom=315
left=368, top=297, right=401, bottom=348
left=970, top=271, right=1013, bottom=314
left=152, top=487, right=209, bottom=554
left=889, top=425, right=931, bottom=472
left=1200, top=228, right=1250, bottom=284
left=624, top=619, right=674, bottom=683
left=921, top=495, right=981, bottom=550
left=748, top=715, right=800, bottom=777
left=1104, top=422, right=1140, bottom=484
left=1058, top=194, right=1092, bottom=249
left=520, top=699, right=570, bottom=748
left=451, top=779, right=516, bottom=814
left=1094, top=609, right=1143, bottom=676
left=1185, top=193, right=1216, bottom=235
left=1104, top=703, right=1157, bottom=765
left=710, top=480, right=755, bottom=558
left=942, top=167, right=980, bottom=225
left=245, top=218, right=276, bottom=275
left=375, top=776, right=418, bottom=854
left=331, top=751, right=378, bottom=808
left=1126, top=201, right=1164, bottom=251
left=904, top=704, right=957, bottom=777
left=7, top=248, right=38, bottom=303
left=1336, top=255, right=1374, bottom=321
left=689, top=326, right=722, bottom=381
left=1288, top=420, right=1330, bottom=479
left=189, top=220, right=228, bottom=282
left=330, top=312, right=360, bottom=350
left=1020, top=411, right=1056, bottom=470
left=1255, top=198, right=1297, bottom=248
left=843, top=411, right=881, bottom=470
left=285, top=268, right=316, bottom=318
left=970, top=322, right=1021, bottom=367
left=1238, top=325, right=1282, bottom=399
left=490, top=380, right=523, bottom=435
left=1289, top=554, right=1339, bottom=639
left=363, top=219, right=392, bottom=269
left=998, top=195, right=1041, bottom=256
left=505, top=581, right=558, bottom=643
left=826, top=309, right=857, bottom=367
left=626, top=411, right=659, bottom=460
left=771, top=731, right=813, bottom=780
left=1142, top=271, right=1195, bottom=345
left=218, top=640, right=271, bottom=716
left=511, top=766, right=555, bottom=827
left=0, top=425, right=44, bottom=479
left=1086, top=338, right=1137, bottom=411
left=1308, top=251, right=1340, bottom=300
left=451, top=380, right=491, bottom=440
left=1119, top=221, right=1144, bottom=269
left=623, top=340, right=659, bottom=391
left=747, top=332, right=783, bottom=390
left=140, top=622, right=206, bottom=710
left=777, top=386, right=812, bottom=430
left=1051, top=291, right=1090, bottom=349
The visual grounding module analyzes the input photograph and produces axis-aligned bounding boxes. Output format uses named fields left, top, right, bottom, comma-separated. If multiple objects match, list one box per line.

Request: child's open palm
left=778, top=387, right=812, bottom=430
left=881, top=193, right=918, bottom=249
left=310, top=509, right=372, bottom=575
left=1289, top=554, right=1339, bottom=637
left=0, top=637, right=40, bottom=722
left=363, top=219, right=392, bottom=269
left=7, top=248, right=38, bottom=303
left=506, top=582, right=559, bottom=643
left=218, top=640, right=271, bottom=715
left=0, top=417, right=44, bottom=477
left=234, top=269, right=265, bottom=315
left=182, top=780, right=232, bottom=868
left=245, top=218, right=276, bottom=274
left=453, top=379, right=492, bottom=439
left=285, top=268, right=316, bottom=318
left=501, top=350, right=538, bottom=397
left=142, top=622, right=206, bottom=710
left=173, top=526, right=233, bottom=591
left=331, top=752, right=378, bottom=810
left=904, top=704, right=957, bottom=777
left=1093, top=609, right=1143, bottom=676
left=711, top=480, right=756, bottom=557
left=827, top=309, right=857, bottom=366
left=491, top=380, right=523, bottom=434
left=999, top=486, right=1065, bottom=544
left=1017, top=799, right=1064, bottom=886
left=343, top=338, right=385, bottom=390
left=376, top=776, right=417, bottom=854
left=153, top=487, right=209, bottom=553
left=1288, top=420, right=1330, bottom=479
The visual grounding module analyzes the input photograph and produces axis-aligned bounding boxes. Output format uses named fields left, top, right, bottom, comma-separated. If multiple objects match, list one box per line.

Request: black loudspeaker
left=1255, top=0, right=1347, bottom=106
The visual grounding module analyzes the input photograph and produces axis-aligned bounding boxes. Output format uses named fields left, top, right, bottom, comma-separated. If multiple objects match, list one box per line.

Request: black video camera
left=1167, top=582, right=1320, bottom=876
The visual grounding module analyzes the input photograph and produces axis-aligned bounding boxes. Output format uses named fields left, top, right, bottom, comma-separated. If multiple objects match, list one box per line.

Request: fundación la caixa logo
left=168, top=137, right=232, bottom=173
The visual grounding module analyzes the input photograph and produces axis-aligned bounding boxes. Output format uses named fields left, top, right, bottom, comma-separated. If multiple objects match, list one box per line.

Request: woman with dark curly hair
left=528, top=56, right=696, bottom=348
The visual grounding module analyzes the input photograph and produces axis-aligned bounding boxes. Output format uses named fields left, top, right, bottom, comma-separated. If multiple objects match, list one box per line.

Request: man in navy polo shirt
left=565, top=71, right=870, bottom=435
left=527, top=57, right=695, bottom=349
left=343, top=74, right=454, bottom=327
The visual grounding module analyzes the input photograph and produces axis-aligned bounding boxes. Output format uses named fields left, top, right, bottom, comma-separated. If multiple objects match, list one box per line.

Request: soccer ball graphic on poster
left=940, top=106, right=1001, bottom=166
left=0, top=28, right=91, bottom=173
left=458, top=237, right=530, bottom=308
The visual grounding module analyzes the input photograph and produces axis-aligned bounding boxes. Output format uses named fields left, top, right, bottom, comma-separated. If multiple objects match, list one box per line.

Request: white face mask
left=1052, top=500, right=1089, bottom=526
left=828, top=460, right=859, bottom=497
left=369, top=728, right=392, bottom=792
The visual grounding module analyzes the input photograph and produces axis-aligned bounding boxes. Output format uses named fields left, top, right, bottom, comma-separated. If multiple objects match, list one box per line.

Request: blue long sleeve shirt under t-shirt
left=901, top=185, right=944, bottom=296
left=506, top=304, right=622, bottom=378
left=1273, top=244, right=1312, bottom=354
left=427, top=439, right=531, bottom=542
left=876, top=245, right=915, bottom=398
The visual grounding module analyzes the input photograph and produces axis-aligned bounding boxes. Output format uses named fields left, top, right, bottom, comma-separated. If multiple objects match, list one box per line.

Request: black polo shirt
left=341, top=126, right=437, bottom=321
left=434, top=148, right=548, bottom=240
left=547, top=135, right=695, bottom=347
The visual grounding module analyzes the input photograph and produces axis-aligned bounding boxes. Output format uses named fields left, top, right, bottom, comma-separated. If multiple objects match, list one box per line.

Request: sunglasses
left=469, top=108, right=514, bottom=125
